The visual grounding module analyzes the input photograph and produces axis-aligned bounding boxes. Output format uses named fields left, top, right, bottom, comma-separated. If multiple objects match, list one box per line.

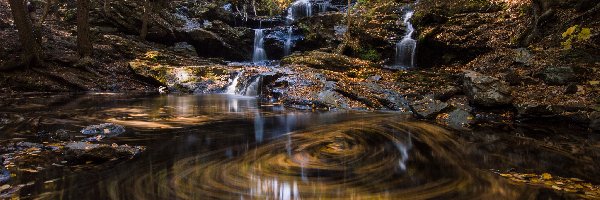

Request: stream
left=0, top=93, right=599, bottom=199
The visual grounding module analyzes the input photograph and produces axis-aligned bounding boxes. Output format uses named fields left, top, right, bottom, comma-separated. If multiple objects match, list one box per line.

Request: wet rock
left=81, top=123, right=125, bottom=139
left=15, top=142, right=43, bottom=149
left=462, top=70, right=513, bottom=107
left=64, top=142, right=145, bottom=164
left=536, top=67, right=576, bottom=86
left=36, top=129, right=72, bottom=142
left=409, top=96, right=449, bottom=119
left=438, top=109, right=474, bottom=130
left=447, top=96, right=473, bottom=112
left=0, top=165, right=9, bottom=184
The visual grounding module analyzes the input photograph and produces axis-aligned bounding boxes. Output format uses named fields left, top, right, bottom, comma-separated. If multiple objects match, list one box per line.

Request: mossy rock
left=281, top=51, right=373, bottom=71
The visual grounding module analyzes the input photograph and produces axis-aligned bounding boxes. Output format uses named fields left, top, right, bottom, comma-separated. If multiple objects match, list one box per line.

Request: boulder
left=536, top=67, right=576, bottom=85
left=462, top=70, right=513, bottom=107
left=409, top=96, right=449, bottom=119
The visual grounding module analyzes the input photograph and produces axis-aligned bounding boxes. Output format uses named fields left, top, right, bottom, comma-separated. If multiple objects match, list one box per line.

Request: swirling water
left=0, top=94, right=598, bottom=199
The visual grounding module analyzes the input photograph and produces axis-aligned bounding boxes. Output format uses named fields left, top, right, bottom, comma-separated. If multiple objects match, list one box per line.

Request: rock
left=169, top=42, right=197, bottom=56
left=64, top=142, right=145, bottom=164
left=158, top=86, right=169, bottom=94
left=462, top=70, right=513, bottom=107
left=281, top=51, right=373, bottom=71
left=181, top=21, right=253, bottom=60
left=513, top=48, right=532, bottom=65
left=0, top=166, right=9, bottom=184
left=565, top=84, right=578, bottom=94
left=15, top=142, right=43, bottom=149
left=81, top=123, right=125, bottom=139
left=536, top=67, right=576, bottom=85
left=438, top=109, right=474, bottom=130
left=409, top=96, right=449, bottom=119
left=36, top=129, right=72, bottom=142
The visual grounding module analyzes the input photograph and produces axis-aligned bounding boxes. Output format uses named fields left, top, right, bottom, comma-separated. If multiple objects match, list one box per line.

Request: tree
left=7, top=0, right=43, bottom=68
left=76, top=0, right=92, bottom=58
left=140, top=0, right=150, bottom=40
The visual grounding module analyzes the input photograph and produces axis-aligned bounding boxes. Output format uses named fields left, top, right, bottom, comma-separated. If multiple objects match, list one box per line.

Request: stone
left=462, top=70, right=513, bottom=107
left=169, top=42, right=197, bottom=56
left=81, top=123, right=125, bottom=138
left=536, top=67, right=576, bottom=85
left=0, top=166, right=9, bottom=184
left=409, top=96, right=449, bottom=119
left=64, top=142, right=145, bottom=164
left=36, top=129, right=72, bottom=142
left=565, top=84, right=578, bottom=94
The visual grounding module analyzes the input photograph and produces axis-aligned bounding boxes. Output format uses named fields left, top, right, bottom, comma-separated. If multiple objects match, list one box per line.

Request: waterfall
left=395, top=9, right=417, bottom=68
left=283, top=0, right=312, bottom=56
left=226, top=72, right=243, bottom=94
left=284, top=27, right=293, bottom=56
left=286, top=0, right=313, bottom=22
left=252, top=29, right=267, bottom=63
left=244, top=76, right=262, bottom=96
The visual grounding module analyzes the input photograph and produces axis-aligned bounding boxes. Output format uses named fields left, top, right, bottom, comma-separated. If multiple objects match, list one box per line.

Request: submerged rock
left=64, top=142, right=145, bottom=164
left=81, top=123, right=125, bottom=137
left=462, top=70, right=513, bottom=107
left=36, top=129, right=72, bottom=142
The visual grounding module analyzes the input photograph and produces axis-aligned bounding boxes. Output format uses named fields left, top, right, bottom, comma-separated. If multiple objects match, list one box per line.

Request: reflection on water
left=0, top=94, right=598, bottom=199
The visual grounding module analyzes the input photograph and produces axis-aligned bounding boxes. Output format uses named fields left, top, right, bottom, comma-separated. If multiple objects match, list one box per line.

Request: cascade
left=244, top=76, right=262, bottom=96
left=225, top=72, right=243, bottom=94
left=252, top=29, right=267, bottom=63
left=283, top=0, right=313, bottom=56
left=395, top=8, right=417, bottom=68
left=286, top=0, right=313, bottom=22
left=284, top=27, right=293, bottom=56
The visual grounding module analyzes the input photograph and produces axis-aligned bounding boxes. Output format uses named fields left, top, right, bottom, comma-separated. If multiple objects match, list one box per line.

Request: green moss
left=357, top=48, right=381, bottom=62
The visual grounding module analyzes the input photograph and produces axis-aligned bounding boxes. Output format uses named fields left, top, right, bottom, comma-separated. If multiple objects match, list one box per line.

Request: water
left=283, top=0, right=313, bottom=57
left=0, top=93, right=598, bottom=199
left=244, top=76, right=262, bottom=96
left=252, top=29, right=268, bottom=63
left=395, top=9, right=417, bottom=69
left=226, top=71, right=243, bottom=94
left=284, top=27, right=293, bottom=56
left=286, top=0, right=313, bottom=22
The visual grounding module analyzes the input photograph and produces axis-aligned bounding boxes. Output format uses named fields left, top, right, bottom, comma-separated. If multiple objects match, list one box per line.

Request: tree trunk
left=140, top=0, right=150, bottom=40
left=76, top=0, right=92, bottom=58
left=104, top=0, right=110, bottom=14
left=8, top=0, right=42, bottom=68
